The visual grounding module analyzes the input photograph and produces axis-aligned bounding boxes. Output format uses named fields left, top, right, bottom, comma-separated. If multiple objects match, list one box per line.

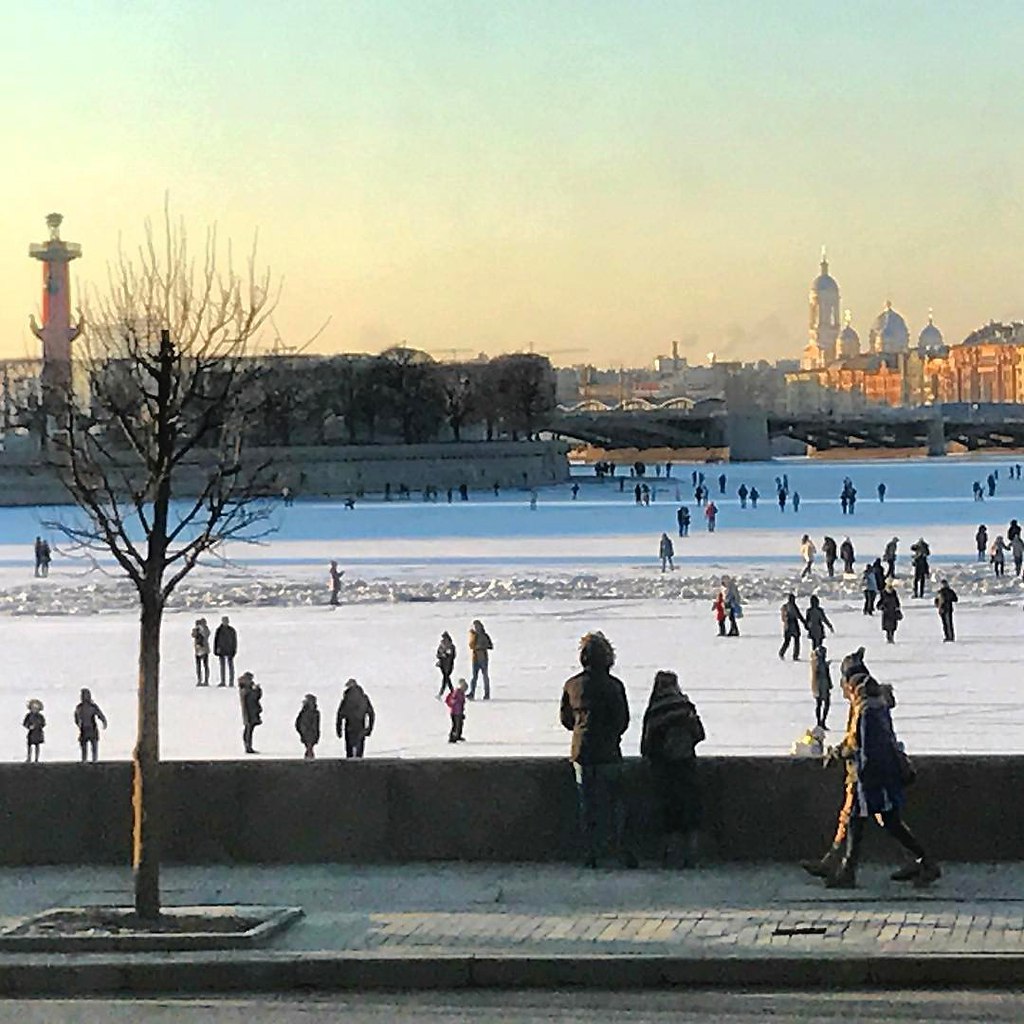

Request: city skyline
left=3, top=2, right=1024, bottom=366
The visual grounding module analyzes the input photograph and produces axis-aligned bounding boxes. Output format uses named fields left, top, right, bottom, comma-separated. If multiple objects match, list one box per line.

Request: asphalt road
left=3, top=991, right=1024, bottom=1023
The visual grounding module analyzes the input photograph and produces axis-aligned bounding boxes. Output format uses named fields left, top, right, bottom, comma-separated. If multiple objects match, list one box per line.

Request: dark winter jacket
left=935, top=584, right=958, bottom=615
left=241, top=684, right=262, bottom=726
left=74, top=699, right=107, bottom=741
left=23, top=711, right=45, bottom=745
left=295, top=704, right=320, bottom=745
left=804, top=602, right=834, bottom=645
left=214, top=624, right=238, bottom=657
left=976, top=527, right=988, bottom=552
left=878, top=589, right=902, bottom=632
left=436, top=636, right=456, bottom=673
left=560, top=667, right=630, bottom=765
left=336, top=685, right=375, bottom=737
left=780, top=599, right=806, bottom=636
left=810, top=649, right=832, bottom=698
left=640, top=688, right=704, bottom=763
left=840, top=539, right=855, bottom=567
left=822, top=537, right=837, bottom=562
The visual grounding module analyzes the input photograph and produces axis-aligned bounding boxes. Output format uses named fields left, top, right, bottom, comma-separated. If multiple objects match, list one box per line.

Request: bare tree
left=440, top=364, right=475, bottom=441
left=377, top=346, right=444, bottom=443
left=47, top=209, right=278, bottom=920
left=490, top=354, right=556, bottom=439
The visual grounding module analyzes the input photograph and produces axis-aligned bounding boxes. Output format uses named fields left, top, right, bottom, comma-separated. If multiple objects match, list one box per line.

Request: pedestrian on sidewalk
left=336, top=678, right=375, bottom=758
left=935, top=579, right=958, bottom=642
left=446, top=679, right=467, bottom=743
left=560, top=631, right=637, bottom=869
left=468, top=620, right=493, bottom=700
left=238, top=672, right=262, bottom=754
left=435, top=630, right=456, bottom=697
left=825, top=671, right=940, bottom=889
left=23, top=698, right=45, bottom=763
left=779, top=593, right=807, bottom=661
left=640, top=670, right=705, bottom=867
left=191, top=617, right=211, bottom=686
left=74, top=688, right=107, bottom=763
left=659, top=532, right=675, bottom=572
left=214, top=616, right=238, bottom=687
left=295, top=693, right=320, bottom=759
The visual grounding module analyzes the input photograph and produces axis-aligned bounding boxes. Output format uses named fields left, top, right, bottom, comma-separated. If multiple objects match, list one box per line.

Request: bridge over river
left=545, top=402, right=1024, bottom=461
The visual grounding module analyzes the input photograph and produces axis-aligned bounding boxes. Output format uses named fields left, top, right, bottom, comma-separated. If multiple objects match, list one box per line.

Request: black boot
left=800, top=843, right=841, bottom=879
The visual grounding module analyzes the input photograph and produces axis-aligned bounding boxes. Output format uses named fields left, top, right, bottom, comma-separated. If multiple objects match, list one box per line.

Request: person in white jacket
left=800, top=534, right=817, bottom=580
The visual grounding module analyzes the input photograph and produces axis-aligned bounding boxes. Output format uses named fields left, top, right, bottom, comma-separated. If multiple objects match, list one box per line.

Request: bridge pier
left=726, top=412, right=771, bottom=462
left=927, top=416, right=946, bottom=457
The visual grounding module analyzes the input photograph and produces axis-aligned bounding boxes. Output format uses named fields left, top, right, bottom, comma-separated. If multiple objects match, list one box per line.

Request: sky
left=2, top=1, right=1024, bottom=368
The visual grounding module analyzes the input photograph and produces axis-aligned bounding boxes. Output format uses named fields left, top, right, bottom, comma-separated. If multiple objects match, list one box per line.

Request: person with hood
left=1009, top=518, right=1022, bottom=544
left=810, top=645, right=832, bottom=730
left=328, top=561, right=344, bottom=606
left=877, top=482, right=886, bottom=503
left=777, top=488, right=787, bottom=512
left=976, top=524, right=989, bottom=562
left=295, top=693, right=320, bottom=759
left=468, top=620, right=494, bottom=700
left=883, top=537, right=899, bottom=579
left=779, top=594, right=807, bottom=661
left=640, top=670, right=705, bottom=867
left=446, top=678, right=467, bottom=742
left=737, top=483, right=748, bottom=509
left=824, top=671, right=940, bottom=889
left=336, top=678, right=375, bottom=758
left=991, top=535, right=1008, bottom=577
left=712, top=589, right=727, bottom=637
left=862, top=563, right=879, bottom=615
left=435, top=631, right=456, bottom=697
left=935, top=579, right=958, bottom=642
left=214, top=616, right=238, bottom=687
left=722, top=576, right=742, bottom=636
left=799, top=534, right=816, bottom=579
left=659, top=532, right=675, bottom=573
left=560, top=631, right=636, bottom=869
left=238, top=672, right=262, bottom=754
left=749, top=486, right=759, bottom=509
left=1012, top=534, right=1024, bottom=577
left=822, top=536, right=837, bottom=578
left=74, top=688, right=107, bottom=763
left=23, top=698, right=45, bottom=763
left=704, top=500, right=718, bottom=532
left=911, top=539, right=931, bottom=598
left=191, top=617, right=211, bottom=686
left=840, top=537, right=855, bottom=575
left=804, top=595, right=835, bottom=648
left=879, top=580, right=902, bottom=644
left=872, top=557, right=886, bottom=595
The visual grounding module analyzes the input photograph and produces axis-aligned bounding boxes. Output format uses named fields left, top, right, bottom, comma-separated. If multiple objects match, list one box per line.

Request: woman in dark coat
left=640, top=671, right=706, bottom=867
left=878, top=582, right=902, bottom=644
left=295, top=693, right=320, bottom=759
left=238, top=672, right=263, bottom=754
left=804, top=595, right=835, bottom=648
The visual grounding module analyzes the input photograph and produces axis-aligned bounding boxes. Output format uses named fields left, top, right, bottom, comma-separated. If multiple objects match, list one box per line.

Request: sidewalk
left=2, top=862, right=1024, bottom=992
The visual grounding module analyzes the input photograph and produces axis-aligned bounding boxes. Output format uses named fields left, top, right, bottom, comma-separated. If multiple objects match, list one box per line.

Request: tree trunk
left=133, top=590, right=163, bottom=919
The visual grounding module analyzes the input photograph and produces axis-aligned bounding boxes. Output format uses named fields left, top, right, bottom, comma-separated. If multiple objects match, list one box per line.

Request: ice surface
left=2, top=454, right=1023, bottom=761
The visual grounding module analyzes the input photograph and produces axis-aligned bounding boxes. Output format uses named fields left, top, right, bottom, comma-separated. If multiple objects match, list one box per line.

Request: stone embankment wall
left=0, top=440, right=570, bottom=506
left=0, top=756, right=1013, bottom=865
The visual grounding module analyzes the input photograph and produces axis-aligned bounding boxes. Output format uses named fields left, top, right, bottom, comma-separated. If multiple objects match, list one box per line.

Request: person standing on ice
left=659, top=532, right=675, bottom=572
left=634, top=484, right=643, bottom=505
left=468, top=620, right=493, bottom=700
left=879, top=581, right=902, bottom=644
left=560, top=631, right=636, bottom=869
left=862, top=563, right=878, bottom=615
left=804, top=595, right=835, bottom=649
left=33, top=537, right=44, bottom=577
left=238, top=672, right=262, bottom=754
left=987, top=473, right=997, bottom=498
left=336, top=678, right=375, bottom=758
left=822, top=536, right=837, bottom=577
left=777, top=488, right=787, bottom=512
left=704, top=501, right=718, bottom=532
left=910, top=539, right=931, bottom=598
left=718, top=472, right=727, bottom=495
left=976, top=524, right=988, bottom=562
left=74, top=688, right=107, bottom=763
left=722, top=576, right=742, bottom=636
left=712, top=590, right=727, bottom=636
left=678, top=506, right=691, bottom=536
left=799, top=534, right=816, bottom=579
left=446, top=679, right=467, bottom=742
left=792, top=491, right=801, bottom=513
left=328, top=561, right=344, bottom=606
left=991, top=535, right=1008, bottom=577
left=749, top=486, right=759, bottom=509
left=295, top=693, right=320, bottom=759
left=191, top=617, right=210, bottom=686
left=779, top=594, right=807, bottom=661
left=436, top=631, right=456, bottom=697
left=23, top=699, right=45, bottom=763
left=737, top=483, right=748, bottom=508
left=214, top=616, right=238, bottom=687
left=934, top=579, right=958, bottom=642
left=877, top=482, right=886, bottom=503
left=809, top=645, right=832, bottom=730
left=883, top=537, right=899, bottom=579
left=1008, top=519, right=1021, bottom=544
left=840, top=536, right=855, bottom=575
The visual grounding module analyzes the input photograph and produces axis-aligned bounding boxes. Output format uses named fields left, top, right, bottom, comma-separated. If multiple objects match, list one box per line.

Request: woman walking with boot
left=826, top=672, right=940, bottom=889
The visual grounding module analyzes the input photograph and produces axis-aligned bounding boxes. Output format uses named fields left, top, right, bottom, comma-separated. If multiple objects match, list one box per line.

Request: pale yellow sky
left=3, top=3, right=1024, bottom=367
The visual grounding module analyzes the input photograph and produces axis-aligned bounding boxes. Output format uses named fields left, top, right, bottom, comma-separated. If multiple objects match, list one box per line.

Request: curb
left=4, top=951, right=1024, bottom=995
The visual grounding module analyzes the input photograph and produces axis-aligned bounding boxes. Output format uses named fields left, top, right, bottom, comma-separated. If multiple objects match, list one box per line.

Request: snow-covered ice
left=2, top=454, right=1024, bottom=761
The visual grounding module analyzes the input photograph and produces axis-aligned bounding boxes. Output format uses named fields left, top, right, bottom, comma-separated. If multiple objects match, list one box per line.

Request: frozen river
left=1, top=454, right=1023, bottom=761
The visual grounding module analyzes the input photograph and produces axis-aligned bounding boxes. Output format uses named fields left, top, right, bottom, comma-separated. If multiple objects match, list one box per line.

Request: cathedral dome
left=918, top=311, right=944, bottom=352
left=836, top=311, right=860, bottom=359
left=870, top=301, right=909, bottom=353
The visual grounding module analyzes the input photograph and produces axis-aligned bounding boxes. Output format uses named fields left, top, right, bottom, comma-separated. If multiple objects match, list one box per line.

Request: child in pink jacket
left=446, top=678, right=467, bottom=743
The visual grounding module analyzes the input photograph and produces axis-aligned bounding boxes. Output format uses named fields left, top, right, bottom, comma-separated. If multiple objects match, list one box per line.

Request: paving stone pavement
left=2, top=862, right=1024, bottom=959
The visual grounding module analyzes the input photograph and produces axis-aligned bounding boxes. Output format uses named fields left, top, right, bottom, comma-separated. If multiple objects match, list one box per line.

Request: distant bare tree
left=377, top=346, right=444, bottom=443
left=440, top=364, right=475, bottom=441
left=47, top=208, right=279, bottom=920
left=490, top=354, right=556, bottom=439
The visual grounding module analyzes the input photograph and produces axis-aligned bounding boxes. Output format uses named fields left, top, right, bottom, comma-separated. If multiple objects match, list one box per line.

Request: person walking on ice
left=704, top=500, right=718, bottom=532
left=74, top=688, right=107, bottom=763
left=935, top=579, right=958, bottom=642
left=295, top=693, right=320, bottom=759
left=879, top=581, right=902, bottom=644
left=436, top=630, right=456, bottom=697
left=446, top=678, right=467, bottom=743
left=810, top=645, right=832, bottom=730
left=976, top=524, right=988, bottom=562
left=799, top=534, right=816, bottom=579
left=659, top=532, right=675, bottom=572
left=468, top=620, right=493, bottom=700
left=779, top=594, right=807, bottom=661
left=804, top=595, right=835, bottom=649
left=23, top=699, right=45, bottom=763
left=840, top=536, right=855, bottom=575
